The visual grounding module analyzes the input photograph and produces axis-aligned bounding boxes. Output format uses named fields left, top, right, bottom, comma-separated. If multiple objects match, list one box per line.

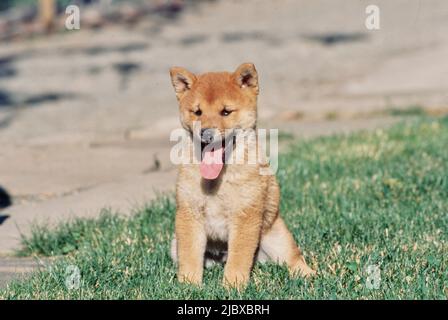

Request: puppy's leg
left=224, top=208, right=262, bottom=289
left=175, top=207, right=207, bottom=285
left=260, top=216, right=316, bottom=277
left=170, top=237, right=178, bottom=263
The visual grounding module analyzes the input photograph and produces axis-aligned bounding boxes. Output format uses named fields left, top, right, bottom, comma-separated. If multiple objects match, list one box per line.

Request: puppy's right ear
left=169, top=67, right=196, bottom=100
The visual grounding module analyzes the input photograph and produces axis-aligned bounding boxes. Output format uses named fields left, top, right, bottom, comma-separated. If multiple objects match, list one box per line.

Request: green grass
left=2, top=117, right=448, bottom=299
left=385, top=105, right=426, bottom=117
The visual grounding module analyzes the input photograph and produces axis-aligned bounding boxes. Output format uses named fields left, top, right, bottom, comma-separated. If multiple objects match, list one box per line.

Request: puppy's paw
left=290, top=261, right=317, bottom=278
left=223, top=270, right=249, bottom=291
left=178, top=272, right=202, bottom=286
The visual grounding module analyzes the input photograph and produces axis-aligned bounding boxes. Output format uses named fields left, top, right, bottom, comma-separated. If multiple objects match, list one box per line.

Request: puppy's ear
left=169, top=67, right=196, bottom=100
left=233, top=63, right=258, bottom=94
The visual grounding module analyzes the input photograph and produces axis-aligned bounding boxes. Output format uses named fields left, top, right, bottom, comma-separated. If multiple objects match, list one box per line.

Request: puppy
left=169, top=63, right=315, bottom=289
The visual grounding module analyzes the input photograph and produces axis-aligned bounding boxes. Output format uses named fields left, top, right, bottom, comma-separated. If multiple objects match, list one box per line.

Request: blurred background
left=0, top=0, right=447, bottom=253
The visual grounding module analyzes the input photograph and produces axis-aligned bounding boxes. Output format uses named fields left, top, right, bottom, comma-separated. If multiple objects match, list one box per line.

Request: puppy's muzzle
left=201, top=128, right=218, bottom=144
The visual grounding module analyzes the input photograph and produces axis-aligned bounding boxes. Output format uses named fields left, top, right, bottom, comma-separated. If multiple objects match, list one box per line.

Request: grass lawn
left=2, top=117, right=447, bottom=299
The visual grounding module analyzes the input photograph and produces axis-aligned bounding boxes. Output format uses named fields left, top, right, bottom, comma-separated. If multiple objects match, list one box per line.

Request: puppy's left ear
left=233, top=63, right=259, bottom=94
left=170, top=67, right=197, bottom=100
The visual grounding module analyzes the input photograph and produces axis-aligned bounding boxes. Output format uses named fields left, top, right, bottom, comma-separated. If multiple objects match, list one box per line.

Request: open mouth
left=199, top=132, right=238, bottom=180
left=199, top=140, right=225, bottom=180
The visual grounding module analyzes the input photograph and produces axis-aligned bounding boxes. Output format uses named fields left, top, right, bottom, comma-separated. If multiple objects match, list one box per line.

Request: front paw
left=178, top=271, right=202, bottom=286
left=223, top=269, right=249, bottom=290
left=290, top=260, right=317, bottom=278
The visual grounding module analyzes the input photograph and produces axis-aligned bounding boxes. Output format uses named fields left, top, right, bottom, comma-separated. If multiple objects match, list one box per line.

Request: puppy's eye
left=221, top=109, right=233, bottom=116
left=193, top=109, right=202, bottom=116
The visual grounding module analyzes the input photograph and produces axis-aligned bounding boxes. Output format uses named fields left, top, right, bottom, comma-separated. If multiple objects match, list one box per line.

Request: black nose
left=201, top=128, right=215, bottom=144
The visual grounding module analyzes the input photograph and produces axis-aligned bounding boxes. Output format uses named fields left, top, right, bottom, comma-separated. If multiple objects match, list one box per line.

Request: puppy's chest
left=203, top=198, right=230, bottom=241
left=186, top=170, right=257, bottom=241
left=197, top=182, right=248, bottom=241
left=200, top=185, right=245, bottom=241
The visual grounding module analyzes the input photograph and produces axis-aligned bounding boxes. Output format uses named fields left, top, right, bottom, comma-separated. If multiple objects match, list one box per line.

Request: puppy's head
left=169, top=63, right=259, bottom=137
left=169, top=63, right=259, bottom=179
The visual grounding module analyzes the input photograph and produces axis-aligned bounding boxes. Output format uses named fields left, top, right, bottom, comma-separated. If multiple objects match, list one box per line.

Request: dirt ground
left=0, top=0, right=447, bottom=255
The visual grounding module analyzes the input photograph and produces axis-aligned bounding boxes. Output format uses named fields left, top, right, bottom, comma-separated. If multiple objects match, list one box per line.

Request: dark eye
left=221, top=109, right=233, bottom=116
left=193, top=109, right=202, bottom=116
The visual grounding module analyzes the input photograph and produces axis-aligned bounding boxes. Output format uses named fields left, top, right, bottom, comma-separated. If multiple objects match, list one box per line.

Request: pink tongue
left=200, top=147, right=224, bottom=180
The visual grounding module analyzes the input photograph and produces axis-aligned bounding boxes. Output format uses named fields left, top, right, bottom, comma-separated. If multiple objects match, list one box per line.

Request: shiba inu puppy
left=169, top=63, right=315, bottom=289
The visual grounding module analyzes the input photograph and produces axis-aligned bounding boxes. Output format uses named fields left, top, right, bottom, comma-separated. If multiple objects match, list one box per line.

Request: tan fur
left=169, top=63, right=315, bottom=289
